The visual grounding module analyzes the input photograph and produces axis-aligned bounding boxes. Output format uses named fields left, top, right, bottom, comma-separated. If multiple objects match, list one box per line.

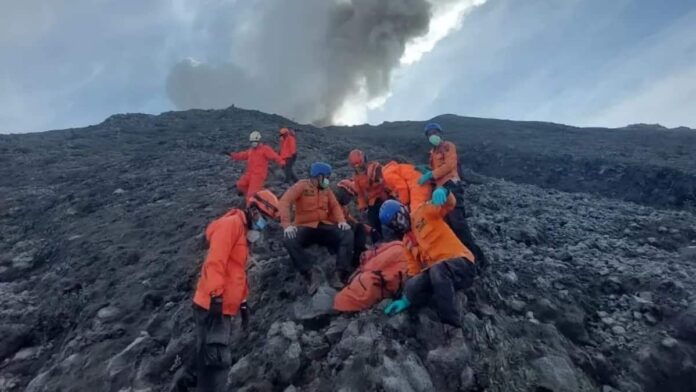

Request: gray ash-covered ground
left=1, top=106, right=695, bottom=391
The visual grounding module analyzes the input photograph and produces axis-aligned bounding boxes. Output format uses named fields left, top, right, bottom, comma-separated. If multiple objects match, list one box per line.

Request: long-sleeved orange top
left=353, top=162, right=388, bottom=210
left=279, top=131, right=297, bottom=159
left=231, top=143, right=284, bottom=178
left=402, top=195, right=474, bottom=276
left=429, top=140, right=461, bottom=186
left=382, top=161, right=432, bottom=211
left=279, top=179, right=346, bottom=228
left=193, top=209, right=249, bottom=316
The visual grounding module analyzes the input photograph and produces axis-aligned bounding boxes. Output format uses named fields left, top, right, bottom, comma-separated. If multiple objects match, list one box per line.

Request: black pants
left=283, top=155, right=298, bottom=183
left=404, top=258, right=476, bottom=327
left=170, top=305, right=232, bottom=392
left=352, top=223, right=368, bottom=267
left=283, top=223, right=354, bottom=276
left=367, top=200, right=384, bottom=242
left=443, top=181, right=488, bottom=272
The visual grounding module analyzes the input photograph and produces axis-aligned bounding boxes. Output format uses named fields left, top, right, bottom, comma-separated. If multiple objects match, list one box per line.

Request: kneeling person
left=379, top=196, right=476, bottom=327
left=280, top=162, right=353, bottom=292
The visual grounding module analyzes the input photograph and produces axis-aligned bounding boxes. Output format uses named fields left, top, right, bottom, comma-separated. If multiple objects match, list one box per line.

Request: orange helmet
left=367, top=162, right=382, bottom=184
left=248, top=189, right=280, bottom=219
left=337, top=179, right=358, bottom=198
left=348, top=149, right=366, bottom=167
left=279, top=127, right=290, bottom=135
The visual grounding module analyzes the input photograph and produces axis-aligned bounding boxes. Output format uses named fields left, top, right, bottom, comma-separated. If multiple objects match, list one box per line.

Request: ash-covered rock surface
left=1, top=106, right=695, bottom=391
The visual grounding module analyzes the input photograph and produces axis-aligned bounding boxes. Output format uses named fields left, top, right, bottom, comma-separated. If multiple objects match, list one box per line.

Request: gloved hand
left=432, top=186, right=448, bottom=206
left=240, top=301, right=250, bottom=330
left=384, top=297, right=411, bottom=316
left=418, top=171, right=433, bottom=185
left=338, top=222, right=351, bottom=231
left=284, top=225, right=298, bottom=239
left=209, top=296, right=223, bottom=318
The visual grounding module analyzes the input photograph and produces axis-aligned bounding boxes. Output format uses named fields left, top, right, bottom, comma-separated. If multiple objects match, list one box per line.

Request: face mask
left=251, top=142, right=259, bottom=147
left=252, top=216, right=267, bottom=231
left=320, top=177, right=330, bottom=189
left=246, top=229, right=261, bottom=243
left=428, top=135, right=442, bottom=146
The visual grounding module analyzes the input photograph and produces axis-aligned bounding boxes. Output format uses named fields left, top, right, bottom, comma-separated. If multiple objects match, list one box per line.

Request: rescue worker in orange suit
left=380, top=160, right=433, bottom=211
left=335, top=179, right=371, bottom=267
left=279, top=127, right=298, bottom=183
left=379, top=197, right=477, bottom=328
left=349, top=150, right=388, bottom=241
left=171, top=190, right=280, bottom=392
left=279, top=162, right=354, bottom=292
left=417, top=122, right=488, bottom=272
left=230, top=131, right=285, bottom=201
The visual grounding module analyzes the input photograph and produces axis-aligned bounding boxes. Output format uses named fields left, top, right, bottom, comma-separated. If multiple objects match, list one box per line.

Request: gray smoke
left=166, top=0, right=432, bottom=125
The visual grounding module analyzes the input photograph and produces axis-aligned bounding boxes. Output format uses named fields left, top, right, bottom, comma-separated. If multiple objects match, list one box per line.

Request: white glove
left=338, top=222, right=351, bottom=231
left=284, top=225, right=298, bottom=239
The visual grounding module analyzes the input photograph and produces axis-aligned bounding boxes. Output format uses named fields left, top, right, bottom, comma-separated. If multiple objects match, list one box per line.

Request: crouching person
left=378, top=196, right=477, bottom=328
left=335, top=179, right=375, bottom=265
left=171, top=190, right=280, bottom=392
left=279, top=162, right=354, bottom=293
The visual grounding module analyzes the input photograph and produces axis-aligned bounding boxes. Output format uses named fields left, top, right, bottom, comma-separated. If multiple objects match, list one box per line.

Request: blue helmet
left=424, top=122, right=442, bottom=135
left=379, top=199, right=405, bottom=225
left=310, top=162, right=332, bottom=177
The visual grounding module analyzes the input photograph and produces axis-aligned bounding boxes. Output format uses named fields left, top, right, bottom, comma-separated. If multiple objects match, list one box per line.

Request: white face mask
left=251, top=142, right=259, bottom=148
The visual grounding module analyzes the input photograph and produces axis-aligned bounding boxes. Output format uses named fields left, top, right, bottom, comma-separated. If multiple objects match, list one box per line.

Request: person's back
left=382, top=161, right=432, bottom=211
left=279, top=129, right=297, bottom=160
left=405, top=195, right=474, bottom=276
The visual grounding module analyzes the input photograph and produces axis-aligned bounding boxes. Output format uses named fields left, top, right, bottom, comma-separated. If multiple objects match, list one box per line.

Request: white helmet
left=249, top=131, right=262, bottom=142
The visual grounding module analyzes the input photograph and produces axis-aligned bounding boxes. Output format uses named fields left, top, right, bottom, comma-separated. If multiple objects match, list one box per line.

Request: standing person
left=279, top=162, right=354, bottom=292
left=171, top=190, right=280, bottom=392
left=230, top=131, right=285, bottom=202
left=348, top=150, right=388, bottom=241
left=378, top=197, right=477, bottom=328
left=279, top=127, right=298, bottom=183
left=417, top=122, right=488, bottom=271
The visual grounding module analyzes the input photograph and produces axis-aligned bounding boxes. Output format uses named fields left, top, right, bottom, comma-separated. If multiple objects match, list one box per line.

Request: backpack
left=334, top=241, right=408, bottom=312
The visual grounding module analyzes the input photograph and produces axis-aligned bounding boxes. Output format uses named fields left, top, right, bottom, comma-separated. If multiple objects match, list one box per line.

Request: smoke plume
left=166, top=0, right=472, bottom=125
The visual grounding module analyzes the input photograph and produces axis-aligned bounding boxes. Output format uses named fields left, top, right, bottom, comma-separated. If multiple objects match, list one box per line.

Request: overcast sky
left=1, top=0, right=695, bottom=134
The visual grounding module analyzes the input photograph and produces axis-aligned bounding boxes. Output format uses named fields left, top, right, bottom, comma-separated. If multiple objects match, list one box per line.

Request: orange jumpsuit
left=231, top=143, right=284, bottom=200
left=381, top=161, right=433, bottom=211
left=353, top=162, right=388, bottom=210
left=279, top=179, right=346, bottom=228
left=193, top=209, right=249, bottom=316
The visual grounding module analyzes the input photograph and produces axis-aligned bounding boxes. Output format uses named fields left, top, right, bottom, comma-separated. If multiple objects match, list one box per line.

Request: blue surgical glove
left=384, top=297, right=411, bottom=316
left=432, top=187, right=448, bottom=205
left=418, top=171, right=433, bottom=185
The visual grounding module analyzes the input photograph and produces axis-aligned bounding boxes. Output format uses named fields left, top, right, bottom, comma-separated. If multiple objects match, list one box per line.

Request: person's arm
left=265, top=145, right=285, bottom=166
left=384, top=171, right=410, bottom=205
left=230, top=149, right=249, bottom=161
left=422, top=193, right=457, bottom=218
left=202, top=219, right=240, bottom=297
left=431, top=143, right=458, bottom=180
left=279, top=182, right=303, bottom=228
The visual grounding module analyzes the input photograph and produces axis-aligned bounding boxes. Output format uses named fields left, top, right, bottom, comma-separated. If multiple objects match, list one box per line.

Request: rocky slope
left=1, top=107, right=695, bottom=391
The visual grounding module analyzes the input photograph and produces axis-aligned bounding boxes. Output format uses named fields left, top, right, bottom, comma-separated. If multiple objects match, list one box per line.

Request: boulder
left=532, top=355, right=581, bottom=392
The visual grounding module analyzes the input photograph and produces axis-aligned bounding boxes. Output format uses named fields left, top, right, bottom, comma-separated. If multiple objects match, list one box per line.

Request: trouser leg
left=445, top=184, right=488, bottom=272
left=367, top=201, right=384, bottom=241
left=316, top=223, right=354, bottom=278
left=283, top=227, right=319, bottom=276
left=246, top=174, right=266, bottom=201
left=429, top=259, right=476, bottom=327
left=236, top=174, right=250, bottom=197
left=404, top=271, right=433, bottom=308
left=284, top=155, right=298, bottom=183
left=193, top=306, right=229, bottom=392
left=351, top=223, right=368, bottom=268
